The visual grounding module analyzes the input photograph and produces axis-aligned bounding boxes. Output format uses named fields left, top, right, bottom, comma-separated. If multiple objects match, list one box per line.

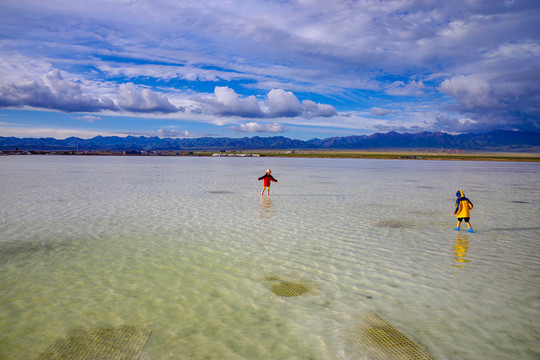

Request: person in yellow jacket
left=453, top=190, right=474, bottom=233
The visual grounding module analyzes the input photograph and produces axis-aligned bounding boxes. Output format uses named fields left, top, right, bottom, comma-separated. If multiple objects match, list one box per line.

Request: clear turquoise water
left=0, top=156, right=539, bottom=359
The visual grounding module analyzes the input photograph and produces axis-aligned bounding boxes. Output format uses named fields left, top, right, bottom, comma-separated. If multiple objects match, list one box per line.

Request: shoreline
left=2, top=149, right=540, bottom=161
left=252, top=150, right=540, bottom=162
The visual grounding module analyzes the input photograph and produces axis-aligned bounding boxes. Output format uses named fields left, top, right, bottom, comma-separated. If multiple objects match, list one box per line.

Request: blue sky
left=1, top=0, right=539, bottom=140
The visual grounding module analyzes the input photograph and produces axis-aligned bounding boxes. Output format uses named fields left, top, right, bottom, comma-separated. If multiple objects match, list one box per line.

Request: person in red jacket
left=259, top=169, right=278, bottom=196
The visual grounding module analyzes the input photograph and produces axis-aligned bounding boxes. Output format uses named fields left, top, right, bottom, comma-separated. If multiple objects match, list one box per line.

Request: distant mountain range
left=1, top=130, right=539, bottom=152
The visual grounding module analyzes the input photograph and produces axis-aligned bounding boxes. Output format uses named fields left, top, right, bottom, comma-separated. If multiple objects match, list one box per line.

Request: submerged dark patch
left=0, top=240, right=62, bottom=263
left=263, top=275, right=312, bottom=297
left=347, top=311, right=435, bottom=359
left=271, top=281, right=310, bottom=297
left=376, top=220, right=414, bottom=229
left=37, top=325, right=151, bottom=360
left=409, top=210, right=436, bottom=216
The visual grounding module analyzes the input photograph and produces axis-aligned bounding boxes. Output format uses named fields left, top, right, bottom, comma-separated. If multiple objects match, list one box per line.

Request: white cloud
left=301, top=99, right=337, bottom=117
left=438, top=75, right=498, bottom=109
left=193, top=87, right=336, bottom=119
left=213, top=86, right=263, bottom=117
left=97, top=63, right=246, bottom=83
left=157, top=129, right=190, bottom=138
left=265, top=89, right=303, bottom=117
left=429, top=113, right=485, bottom=133
left=437, top=69, right=540, bottom=132
left=118, top=83, right=178, bottom=113
left=232, top=122, right=288, bottom=133
left=385, top=80, right=425, bottom=96
left=0, top=71, right=116, bottom=112
left=484, top=41, right=540, bottom=59
left=373, top=124, right=423, bottom=133
left=370, top=107, right=397, bottom=116
left=193, top=86, right=263, bottom=118
left=77, top=115, right=102, bottom=122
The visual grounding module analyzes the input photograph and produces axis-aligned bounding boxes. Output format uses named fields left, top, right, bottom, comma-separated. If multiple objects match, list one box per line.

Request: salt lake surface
left=0, top=156, right=539, bottom=359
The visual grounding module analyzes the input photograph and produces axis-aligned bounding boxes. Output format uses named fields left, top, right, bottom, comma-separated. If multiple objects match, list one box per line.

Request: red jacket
left=258, top=173, right=277, bottom=187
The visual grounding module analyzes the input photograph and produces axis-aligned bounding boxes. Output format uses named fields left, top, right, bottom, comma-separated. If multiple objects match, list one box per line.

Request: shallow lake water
left=0, top=156, right=539, bottom=359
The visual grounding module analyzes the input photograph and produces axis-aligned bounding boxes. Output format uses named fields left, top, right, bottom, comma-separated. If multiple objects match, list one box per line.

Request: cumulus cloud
left=194, top=86, right=336, bottom=119
left=301, top=99, right=337, bottom=117
left=215, top=86, right=263, bottom=117
left=231, top=122, right=288, bottom=133
left=193, top=86, right=262, bottom=117
left=265, top=89, right=303, bottom=117
left=0, top=71, right=116, bottom=112
left=263, top=89, right=336, bottom=118
left=118, top=83, right=178, bottom=113
left=0, top=72, right=183, bottom=115
left=438, top=75, right=498, bottom=109
left=438, top=69, right=540, bottom=131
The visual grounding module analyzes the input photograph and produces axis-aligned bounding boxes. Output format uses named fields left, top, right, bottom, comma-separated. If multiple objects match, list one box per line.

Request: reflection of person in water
left=258, top=169, right=278, bottom=196
left=259, top=197, right=273, bottom=220
left=453, top=190, right=474, bottom=233
left=453, top=233, right=471, bottom=269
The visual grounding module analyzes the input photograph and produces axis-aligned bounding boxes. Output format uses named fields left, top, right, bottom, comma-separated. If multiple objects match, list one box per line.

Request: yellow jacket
left=454, top=190, right=473, bottom=218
